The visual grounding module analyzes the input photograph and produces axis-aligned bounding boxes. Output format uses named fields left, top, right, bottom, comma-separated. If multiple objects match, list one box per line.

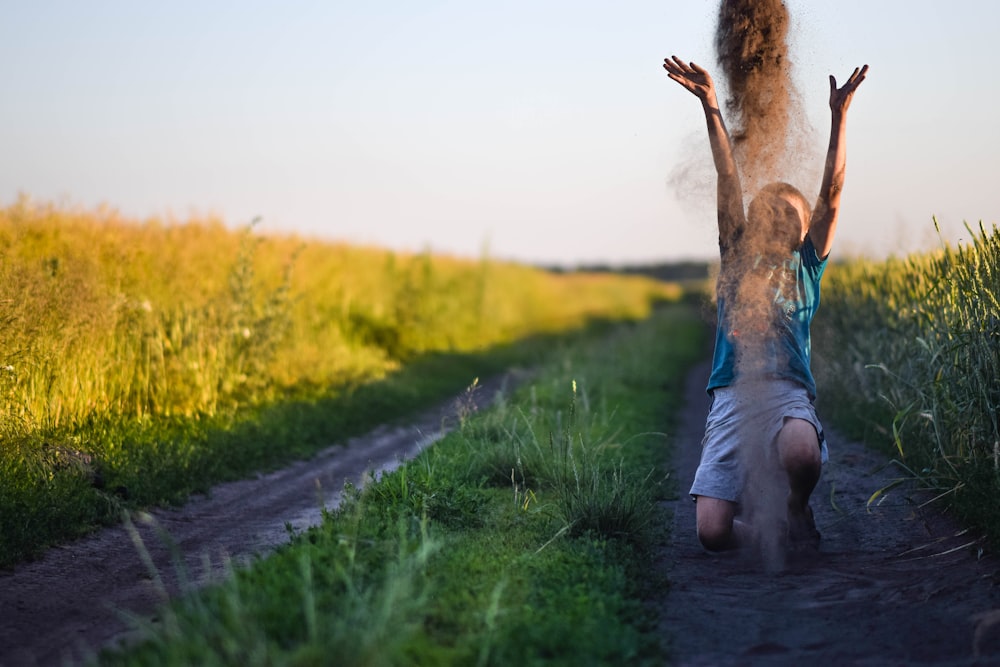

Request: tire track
left=0, top=372, right=524, bottom=667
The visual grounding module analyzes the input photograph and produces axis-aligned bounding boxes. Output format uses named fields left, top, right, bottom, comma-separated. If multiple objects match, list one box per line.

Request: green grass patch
left=814, top=220, right=1000, bottom=546
left=0, top=198, right=681, bottom=567
left=96, top=304, right=706, bottom=666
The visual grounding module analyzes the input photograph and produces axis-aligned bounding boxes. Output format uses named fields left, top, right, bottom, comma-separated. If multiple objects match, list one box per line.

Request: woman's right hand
left=662, top=56, right=718, bottom=105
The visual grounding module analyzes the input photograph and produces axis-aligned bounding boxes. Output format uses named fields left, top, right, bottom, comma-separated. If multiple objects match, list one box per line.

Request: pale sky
left=2, top=1, right=997, bottom=266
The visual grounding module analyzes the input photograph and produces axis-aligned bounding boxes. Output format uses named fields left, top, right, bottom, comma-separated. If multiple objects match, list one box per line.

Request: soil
left=655, top=361, right=1000, bottom=666
left=0, top=372, right=524, bottom=667
left=715, top=0, right=800, bottom=194
left=4, top=362, right=1000, bottom=666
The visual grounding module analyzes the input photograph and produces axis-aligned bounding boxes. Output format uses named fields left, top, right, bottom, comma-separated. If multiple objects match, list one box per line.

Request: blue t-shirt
left=707, top=235, right=827, bottom=398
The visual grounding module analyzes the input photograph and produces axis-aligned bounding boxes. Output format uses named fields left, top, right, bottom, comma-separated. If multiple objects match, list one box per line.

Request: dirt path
left=0, top=373, right=522, bottom=667
left=656, top=361, right=1000, bottom=666
left=7, top=361, right=1000, bottom=666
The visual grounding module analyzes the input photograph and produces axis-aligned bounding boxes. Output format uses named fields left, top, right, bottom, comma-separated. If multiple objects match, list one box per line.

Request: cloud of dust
left=714, top=0, right=816, bottom=569
left=715, top=0, right=814, bottom=196
left=667, top=133, right=715, bottom=231
left=715, top=0, right=808, bottom=378
left=737, top=392, right=789, bottom=572
left=667, top=0, right=819, bottom=246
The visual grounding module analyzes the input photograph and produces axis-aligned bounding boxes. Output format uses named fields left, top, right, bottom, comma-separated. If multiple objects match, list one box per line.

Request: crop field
left=95, top=304, right=704, bottom=665
left=0, top=198, right=680, bottom=567
left=7, top=196, right=1000, bottom=664
left=814, top=221, right=1000, bottom=542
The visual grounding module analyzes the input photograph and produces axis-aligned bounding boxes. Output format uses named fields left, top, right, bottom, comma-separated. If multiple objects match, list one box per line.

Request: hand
left=829, top=65, right=869, bottom=116
left=663, top=56, right=718, bottom=104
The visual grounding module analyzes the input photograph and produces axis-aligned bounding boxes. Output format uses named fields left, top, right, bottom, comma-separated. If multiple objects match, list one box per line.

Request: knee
left=697, top=519, right=733, bottom=552
left=784, top=445, right=821, bottom=479
left=695, top=498, right=736, bottom=551
left=778, top=419, right=821, bottom=474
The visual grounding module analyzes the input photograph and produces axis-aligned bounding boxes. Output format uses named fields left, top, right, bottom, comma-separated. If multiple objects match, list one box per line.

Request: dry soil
left=3, top=363, right=1000, bottom=666
left=655, top=361, right=1000, bottom=666
left=0, top=373, right=521, bottom=667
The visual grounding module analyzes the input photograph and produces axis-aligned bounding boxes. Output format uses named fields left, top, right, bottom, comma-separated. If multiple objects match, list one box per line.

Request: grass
left=0, top=196, right=681, bottom=567
left=813, top=219, right=1000, bottom=544
left=95, top=304, right=706, bottom=666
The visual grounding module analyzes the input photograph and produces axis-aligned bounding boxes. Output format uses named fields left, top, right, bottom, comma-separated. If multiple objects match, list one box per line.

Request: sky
left=2, top=1, right=998, bottom=267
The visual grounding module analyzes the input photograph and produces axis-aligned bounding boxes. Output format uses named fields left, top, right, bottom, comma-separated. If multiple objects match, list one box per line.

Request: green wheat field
left=2, top=198, right=998, bottom=665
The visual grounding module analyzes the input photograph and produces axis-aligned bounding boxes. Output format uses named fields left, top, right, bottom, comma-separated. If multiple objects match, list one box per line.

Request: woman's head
left=748, top=182, right=811, bottom=252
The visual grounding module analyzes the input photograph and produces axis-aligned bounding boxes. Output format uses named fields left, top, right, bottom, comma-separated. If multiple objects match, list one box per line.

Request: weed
left=98, top=305, right=705, bottom=666
left=815, top=220, right=1000, bottom=544
left=0, top=198, right=679, bottom=566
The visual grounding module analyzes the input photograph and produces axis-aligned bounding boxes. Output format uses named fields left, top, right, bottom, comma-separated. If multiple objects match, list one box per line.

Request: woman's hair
left=746, top=181, right=810, bottom=251
left=753, top=181, right=811, bottom=226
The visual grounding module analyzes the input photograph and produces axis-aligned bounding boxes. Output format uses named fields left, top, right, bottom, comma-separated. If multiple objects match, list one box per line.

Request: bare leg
left=776, top=417, right=822, bottom=545
left=695, top=496, right=750, bottom=551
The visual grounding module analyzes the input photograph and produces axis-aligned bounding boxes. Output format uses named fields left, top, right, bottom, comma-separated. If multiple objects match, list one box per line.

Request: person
left=662, top=55, right=868, bottom=551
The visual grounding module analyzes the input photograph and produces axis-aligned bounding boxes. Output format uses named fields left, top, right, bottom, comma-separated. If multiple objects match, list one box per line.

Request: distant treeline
left=544, top=260, right=713, bottom=284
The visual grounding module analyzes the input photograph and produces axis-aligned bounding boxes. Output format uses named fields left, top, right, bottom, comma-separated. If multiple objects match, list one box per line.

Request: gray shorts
left=689, top=379, right=827, bottom=503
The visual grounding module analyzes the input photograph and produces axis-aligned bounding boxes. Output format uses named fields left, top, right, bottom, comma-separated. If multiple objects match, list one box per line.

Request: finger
left=663, top=61, right=684, bottom=77
left=844, top=65, right=868, bottom=91
left=829, top=74, right=836, bottom=94
left=671, top=55, right=692, bottom=72
left=663, top=66, right=685, bottom=82
left=662, top=67, right=685, bottom=84
left=690, top=61, right=707, bottom=74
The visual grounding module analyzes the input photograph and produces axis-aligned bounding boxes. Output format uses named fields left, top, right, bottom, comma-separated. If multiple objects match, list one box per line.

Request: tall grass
left=814, top=220, right=1000, bottom=540
left=0, top=196, right=679, bottom=565
left=0, top=196, right=678, bottom=428
left=95, top=305, right=705, bottom=666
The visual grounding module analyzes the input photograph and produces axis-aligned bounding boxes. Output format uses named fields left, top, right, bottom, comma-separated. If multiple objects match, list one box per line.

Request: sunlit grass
left=814, top=219, right=1000, bottom=543
left=0, top=196, right=680, bottom=565
left=95, top=305, right=705, bottom=666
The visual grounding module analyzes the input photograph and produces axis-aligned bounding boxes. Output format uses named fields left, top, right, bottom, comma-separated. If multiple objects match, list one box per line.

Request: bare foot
left=787, top=504, right=821, bottom=549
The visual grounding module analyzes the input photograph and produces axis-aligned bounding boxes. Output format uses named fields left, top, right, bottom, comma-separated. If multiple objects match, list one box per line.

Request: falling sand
left=714, top=0, right=815, bottom=570
left=714, top=0, right=811, bottom=195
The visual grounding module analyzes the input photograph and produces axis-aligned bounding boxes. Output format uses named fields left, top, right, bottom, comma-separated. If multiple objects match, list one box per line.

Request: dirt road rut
left=5, top=362, right=1000, bottom=666
left=0, top=374, right=517, bottom=667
